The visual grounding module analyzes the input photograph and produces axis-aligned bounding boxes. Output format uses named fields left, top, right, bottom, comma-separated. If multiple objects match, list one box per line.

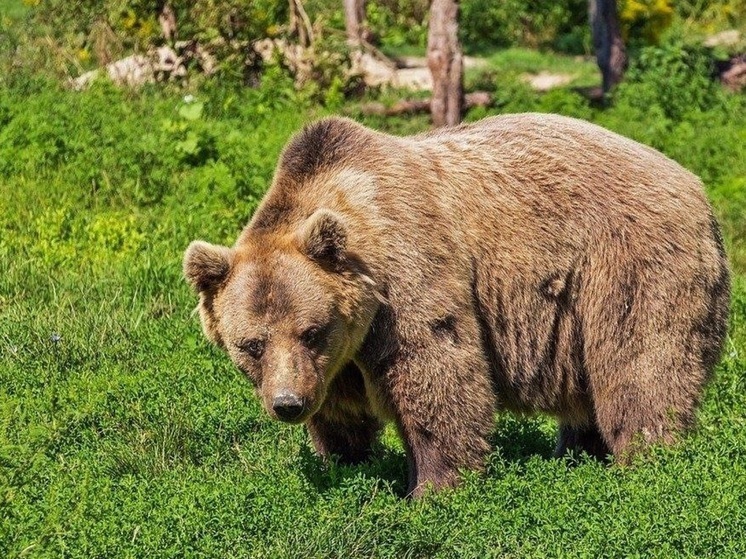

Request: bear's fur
left=184, top=114, right=730, bottom=496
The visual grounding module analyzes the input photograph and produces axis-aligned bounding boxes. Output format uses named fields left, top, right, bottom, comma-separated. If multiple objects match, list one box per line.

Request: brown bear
left=183, top=114, right=730, bottom=497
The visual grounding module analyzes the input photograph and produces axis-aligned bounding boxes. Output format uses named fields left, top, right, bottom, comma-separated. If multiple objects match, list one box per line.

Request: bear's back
left=387, top=114, right=716, bottom=274
left=248, top=114, right=719, bottom=276
left=409, top=113, right=706, bottom=231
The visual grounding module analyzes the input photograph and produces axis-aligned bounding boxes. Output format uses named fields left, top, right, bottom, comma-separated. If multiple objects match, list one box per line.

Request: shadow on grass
left=298, top=415, right=560, bottom=496
left=490, top=415, right=558, bottom=463
left=299, top=443, right=410, bottom=497
left=572, top=85, right=606, bottom=107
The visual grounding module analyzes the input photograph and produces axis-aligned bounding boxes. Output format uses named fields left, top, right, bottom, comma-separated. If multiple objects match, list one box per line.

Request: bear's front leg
left=386, top=340, right=496, bottom=497
left=306, top=362, right=382, bottom=465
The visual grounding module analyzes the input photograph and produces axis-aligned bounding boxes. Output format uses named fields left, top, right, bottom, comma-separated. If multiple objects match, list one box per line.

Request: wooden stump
left=427, top=0, right=464, bottom=126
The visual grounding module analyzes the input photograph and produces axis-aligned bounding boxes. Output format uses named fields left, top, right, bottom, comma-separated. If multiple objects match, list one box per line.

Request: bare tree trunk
left=427, top=0, right=463, bottom=127
left=344, top=0, right=367, bottom=48
left=589, top=0, right=627, bottom=93
left=289, top=0, right=314, bottom=48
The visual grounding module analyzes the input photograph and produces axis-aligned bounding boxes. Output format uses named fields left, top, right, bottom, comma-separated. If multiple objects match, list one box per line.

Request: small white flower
left=183, top=94, right=195, bottom=103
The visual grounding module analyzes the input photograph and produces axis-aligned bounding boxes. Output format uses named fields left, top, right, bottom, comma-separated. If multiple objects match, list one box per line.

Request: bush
left=8, top=0, right=287, bottom=81
left=674, top=0, right=746, bottom=34
left=365, top=0, right=429, bottom=50
left=460, top=0, right=589, bottom=54
left=0, top=80, right=179, bottom=204
left=25, top=0, right=287, bottom=62
left=620, top=0, right=674, bottom=45
left=612, top=37, right=724, bottom=122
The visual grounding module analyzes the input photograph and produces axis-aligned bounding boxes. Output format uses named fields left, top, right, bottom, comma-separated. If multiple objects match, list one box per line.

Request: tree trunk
left=344, top=0, right=367, bottom=48
left=427, top=0, right=463, bottom=127
left=589, top=0, right=627, bottom=93
left=289, top=0, right=314, bottom=48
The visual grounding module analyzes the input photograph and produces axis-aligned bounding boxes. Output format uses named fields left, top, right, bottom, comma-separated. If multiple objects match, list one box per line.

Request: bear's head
left=183, top=209, right=381, bottom=423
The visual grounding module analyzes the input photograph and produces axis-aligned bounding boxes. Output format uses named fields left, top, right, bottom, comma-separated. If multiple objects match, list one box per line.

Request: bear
left=183, top=114, right=730, bottom=497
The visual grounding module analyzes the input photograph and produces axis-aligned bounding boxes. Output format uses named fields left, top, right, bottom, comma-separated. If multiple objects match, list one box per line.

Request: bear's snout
left=272, top=389, right=305, bottom=422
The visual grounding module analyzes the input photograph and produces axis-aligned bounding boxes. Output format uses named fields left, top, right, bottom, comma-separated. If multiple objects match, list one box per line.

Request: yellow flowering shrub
left=620, top=0, right=674, bottom=43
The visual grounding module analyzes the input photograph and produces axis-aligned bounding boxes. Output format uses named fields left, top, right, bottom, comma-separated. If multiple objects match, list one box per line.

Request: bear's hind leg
left=580, top=251, right=715, bottom=463
left=590, top=349, right=703, bottom=462
left=554, top=422, right=610, bottom=461
left=306, top=362, right=382, bottom=465
left=592, top=381, right=687, bottom=463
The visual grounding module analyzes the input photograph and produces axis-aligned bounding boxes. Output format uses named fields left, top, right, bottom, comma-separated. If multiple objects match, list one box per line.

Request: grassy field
left=1, top=53, right=745, bottom=557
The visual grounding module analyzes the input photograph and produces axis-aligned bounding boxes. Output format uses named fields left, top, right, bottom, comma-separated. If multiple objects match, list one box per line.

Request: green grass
left=476, top=47, right=600, bottom=88
left=0, top=0, right=27, bottom=21
left=1, top=59, right=745, bottom=557
left=379, top=46, right=601, bottom=91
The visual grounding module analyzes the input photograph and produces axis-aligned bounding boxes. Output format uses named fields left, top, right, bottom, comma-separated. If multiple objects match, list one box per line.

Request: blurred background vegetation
left=1, top=0, right=745, bottom=78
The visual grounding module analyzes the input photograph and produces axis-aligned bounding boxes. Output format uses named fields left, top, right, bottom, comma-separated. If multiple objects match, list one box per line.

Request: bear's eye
left=236, top=338, right=265, bottom=359
left=300, top=326, right=323, bottom=349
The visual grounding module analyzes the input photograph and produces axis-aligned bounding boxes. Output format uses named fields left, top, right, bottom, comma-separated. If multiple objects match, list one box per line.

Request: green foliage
left=674, top=0, right=746, bottom=34
left=615, top=37, right=723, bottom=122
left=460, top=0, right=589, bottom=54
left=366, top=0, right=429, bottom=50
left=23, top=0, right=286, bottom=65
left=289, top=28, right=366, bottom=107
left=710, top=177, right=746, bottom=274
left=180, top=0, right=287, bottom=43
left=7, top=0, right=746, bottom=86
left=0, top=70, right=305, bottom=206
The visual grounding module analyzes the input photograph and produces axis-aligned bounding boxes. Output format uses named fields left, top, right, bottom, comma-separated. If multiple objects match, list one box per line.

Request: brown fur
left=184, top=114, right=730, bottom=497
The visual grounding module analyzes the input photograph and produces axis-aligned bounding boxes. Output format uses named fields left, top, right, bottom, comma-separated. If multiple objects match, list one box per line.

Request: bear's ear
left=183, top=241, right=234, bottom=292
left=296, top=209, right=348, bottom=267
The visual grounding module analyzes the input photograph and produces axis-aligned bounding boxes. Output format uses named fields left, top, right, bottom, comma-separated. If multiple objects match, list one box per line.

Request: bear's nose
left=272, top=390, right=304, bottom=421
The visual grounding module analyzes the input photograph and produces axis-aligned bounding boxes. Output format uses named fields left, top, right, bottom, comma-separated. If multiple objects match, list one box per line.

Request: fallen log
left=358, top=91, right=493, bottom=116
